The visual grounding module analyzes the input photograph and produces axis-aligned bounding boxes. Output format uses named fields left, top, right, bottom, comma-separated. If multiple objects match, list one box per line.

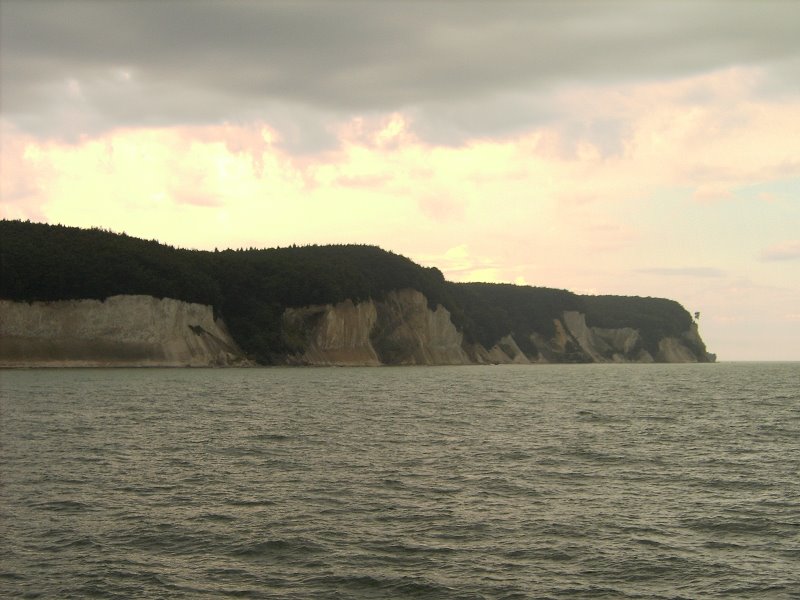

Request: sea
left=0, top=363, right=798, bottom=599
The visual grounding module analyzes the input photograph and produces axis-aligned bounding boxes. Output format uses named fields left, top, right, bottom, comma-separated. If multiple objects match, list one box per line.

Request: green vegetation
left=0, top=220, right=220, bottom=307
left=581, top=295, right=693, bottom=356
left=450, top=284, right=694, bottom=358
left=448, top=283, right=581, bottom=356
left=0, top=220, right=697, bottom=363
left=0, top=220, right=458, bottom=362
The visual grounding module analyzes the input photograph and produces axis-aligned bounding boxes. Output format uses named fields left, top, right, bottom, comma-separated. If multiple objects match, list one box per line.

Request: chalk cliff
left=473, top=334, right=532, bottom=365
left=655, top=324, right=709, bottom=363
left=283, top=298, right=381, bottom=366
left=1, top=221, right=716, bottom=366
left=0, top=295, right=248, bottom=367
left=277, top=290, right=711, bottom=366
left=0, top=291, right=712, bottom=367
left=555, top=311, right=656, bottom=363
left=282, top=289, right=470, bottom=366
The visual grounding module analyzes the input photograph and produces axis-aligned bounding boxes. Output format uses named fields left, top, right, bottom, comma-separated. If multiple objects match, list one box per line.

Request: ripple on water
left=1, top=364, right=798, bottom=599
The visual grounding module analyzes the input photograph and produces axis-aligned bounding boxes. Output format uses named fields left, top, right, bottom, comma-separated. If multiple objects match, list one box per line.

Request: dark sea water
left=1, top=363, right=798, bottom=599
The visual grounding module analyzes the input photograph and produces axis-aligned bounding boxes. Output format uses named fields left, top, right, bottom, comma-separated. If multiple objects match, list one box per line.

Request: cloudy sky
left=2, top=1, right=799, bottom=360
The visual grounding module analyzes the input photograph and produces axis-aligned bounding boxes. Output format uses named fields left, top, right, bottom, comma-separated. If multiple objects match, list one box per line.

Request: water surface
left=1, top=363, right=798, bottom=598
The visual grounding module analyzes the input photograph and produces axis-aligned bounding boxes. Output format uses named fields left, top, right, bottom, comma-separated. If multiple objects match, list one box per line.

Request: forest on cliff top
left=1, top=220, right=692, bottom=362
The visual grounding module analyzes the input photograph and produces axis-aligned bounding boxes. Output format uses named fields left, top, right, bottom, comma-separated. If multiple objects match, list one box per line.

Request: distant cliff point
left=0, top=220, right=714, bottom=366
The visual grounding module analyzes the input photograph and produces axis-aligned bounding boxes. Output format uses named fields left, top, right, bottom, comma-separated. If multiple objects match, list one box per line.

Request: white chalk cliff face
left=283, top=289, right=470, bottom=366
left=555, top=311, right=656, bottom=363
left=0, top=295, right=248, bottom=367
left=473, top=334, right=532, bottom=365
left=280, top=292, right=711, bottom=366
left=283, top=299, right=381, bottom=366
left=0, top=290, right=712, bottom=366
left=655, top=324, right=709, bottom=363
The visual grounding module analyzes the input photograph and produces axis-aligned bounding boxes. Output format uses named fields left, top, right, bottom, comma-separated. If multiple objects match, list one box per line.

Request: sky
left=1, top=1, right=799, bottom=361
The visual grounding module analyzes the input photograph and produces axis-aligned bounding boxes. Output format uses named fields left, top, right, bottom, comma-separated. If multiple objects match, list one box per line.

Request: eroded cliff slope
left=283, top=289, right=470, bottom=366
left=0, top=295, right=248, bottom=367
left=277, top=290, right=712, bottom=366
left=0, top=291, right=712, bottom=366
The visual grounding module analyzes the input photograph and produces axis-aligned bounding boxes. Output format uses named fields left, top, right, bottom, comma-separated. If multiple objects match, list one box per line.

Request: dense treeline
left=0, top=220, right=221, bottom=307
left=1, top=220, right=695, bottom=362
left=448, top=283, right=582, bottom=356
left=452, top=283, right=693, bottom=357
left=582, top=295, right=693, bottom=352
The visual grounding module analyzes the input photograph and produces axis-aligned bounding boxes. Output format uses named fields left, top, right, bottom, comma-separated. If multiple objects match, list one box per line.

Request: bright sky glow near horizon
left=1, top=1, right=799, bottom=360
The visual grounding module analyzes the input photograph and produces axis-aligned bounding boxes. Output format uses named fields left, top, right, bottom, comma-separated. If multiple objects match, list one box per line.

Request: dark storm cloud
left=2, top=0, right=798, bottom=143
